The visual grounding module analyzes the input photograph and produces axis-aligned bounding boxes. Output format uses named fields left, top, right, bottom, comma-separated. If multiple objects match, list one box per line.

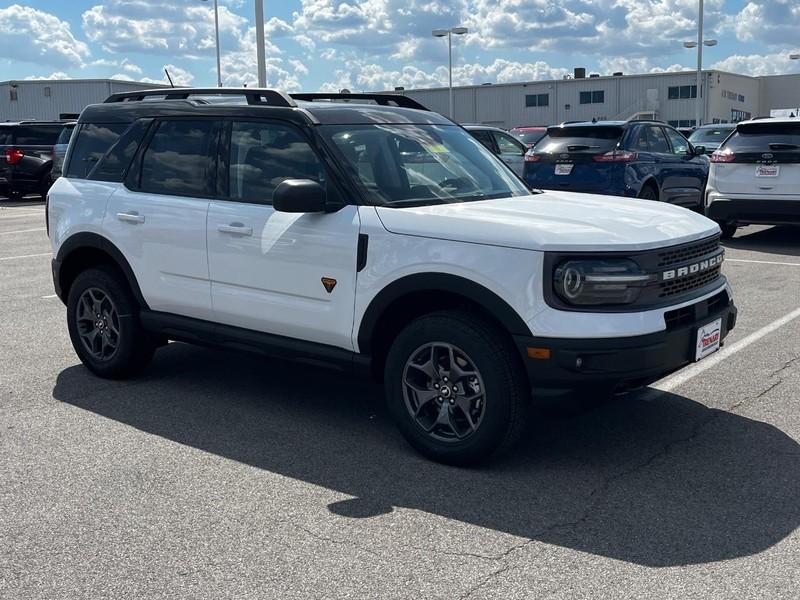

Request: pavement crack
left=289, top=522, right=386, bottom=560
left=458, top=563, right=518, bottom=600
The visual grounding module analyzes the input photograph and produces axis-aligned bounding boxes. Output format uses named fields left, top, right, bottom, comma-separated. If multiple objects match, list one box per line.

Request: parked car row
left=465, top=116, right=797, bottom=240
left=0, top=120, right=75, bottom=200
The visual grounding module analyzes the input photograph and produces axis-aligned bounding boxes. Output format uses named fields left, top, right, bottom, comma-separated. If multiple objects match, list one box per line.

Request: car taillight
left=5, top=148, right=24, bottom=165
left=524, top=152, right=542, bottom=163
left=593, top=150, right=637, bottom=162
left=710, top=150, right=735, bottom=163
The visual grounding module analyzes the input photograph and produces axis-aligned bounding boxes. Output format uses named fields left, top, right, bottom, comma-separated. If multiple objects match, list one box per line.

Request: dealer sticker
left=695, top=318, right=722, bottom=362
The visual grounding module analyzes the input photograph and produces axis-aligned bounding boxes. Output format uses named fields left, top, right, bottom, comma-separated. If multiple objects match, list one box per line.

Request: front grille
left=659, top=265, right=723, bottom=298
left=657, top=235, right=721, bottom=267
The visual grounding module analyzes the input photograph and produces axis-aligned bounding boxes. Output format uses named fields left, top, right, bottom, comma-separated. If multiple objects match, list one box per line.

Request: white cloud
left=712, top=51, right=800, bottom=77
left=0, top=4, right=90, bottom=68
left=122, top=61, right=143, bottom=75
left=141, top=64, right=195, bottom=87
left=731, top=1, right=800, bottom=46
left=24, top=72, right=71, bottom=81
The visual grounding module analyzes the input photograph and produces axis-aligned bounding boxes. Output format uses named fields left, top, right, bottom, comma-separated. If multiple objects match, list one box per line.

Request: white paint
left=727, top=258, right=800, bottom=267
left=0, top=227, right=46, bottom=236
left=0, top=211, right=45, bottom=219
left=0, top=252, right=50, bottom=262
left=41, top=294, right=58, bottom=299
left=650, top=306, right=800, bottom=395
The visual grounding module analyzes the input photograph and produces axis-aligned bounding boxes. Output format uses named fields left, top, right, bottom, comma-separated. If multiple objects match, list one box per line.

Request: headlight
left=553, top=259, right=653, bottom=306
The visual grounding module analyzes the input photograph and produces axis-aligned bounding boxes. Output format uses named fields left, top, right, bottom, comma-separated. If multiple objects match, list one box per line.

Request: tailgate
left=713, top=161, right=800, bottom=196
left=526, top=159, right=624, bottom=193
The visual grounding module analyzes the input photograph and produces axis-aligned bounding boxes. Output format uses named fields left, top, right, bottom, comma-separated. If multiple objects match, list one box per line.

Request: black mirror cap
left=694, top=145, right=707, bottom=155
left=273, top=179, right=327, bottom=213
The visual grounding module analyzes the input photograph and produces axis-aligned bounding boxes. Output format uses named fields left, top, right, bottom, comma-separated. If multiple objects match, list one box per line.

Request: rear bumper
left=515, top=290, right=737, bottom=392
left=707, top=197, right=800, bottom=226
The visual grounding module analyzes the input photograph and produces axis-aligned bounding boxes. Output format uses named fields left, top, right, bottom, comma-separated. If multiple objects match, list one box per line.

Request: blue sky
left=2, top=1, right=799, bottom=90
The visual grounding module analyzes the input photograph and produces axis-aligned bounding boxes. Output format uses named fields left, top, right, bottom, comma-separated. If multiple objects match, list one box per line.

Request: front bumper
left=515, top=289, right=737, bottom=392
left=707, top=197, right=800, bottom=226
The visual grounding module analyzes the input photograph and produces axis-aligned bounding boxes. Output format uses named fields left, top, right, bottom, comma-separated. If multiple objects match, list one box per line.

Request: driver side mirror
left=273, top=179, right=327, bottom=213
left=693, top=145, right=707, bottom=156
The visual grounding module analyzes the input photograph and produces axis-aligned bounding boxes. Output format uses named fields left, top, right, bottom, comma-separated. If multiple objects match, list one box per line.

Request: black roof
left=80, top=88, right=452, bottom=127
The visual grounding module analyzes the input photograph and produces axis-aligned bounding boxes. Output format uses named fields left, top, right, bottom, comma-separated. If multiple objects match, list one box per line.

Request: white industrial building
left=0, top=79, right=169, bottom=122
left=394, top=69, right=800, bottom=129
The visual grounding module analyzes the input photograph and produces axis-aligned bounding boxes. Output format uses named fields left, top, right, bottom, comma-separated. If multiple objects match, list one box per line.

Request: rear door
left=104, top=118, right=218, bottom=320
left=712, top=121, right=800, bottom=197
left=491, top=130, right=526, bottom=177
left=524, top=125, right=625, bottom=193
left=661, top=126, right=707, bottom=207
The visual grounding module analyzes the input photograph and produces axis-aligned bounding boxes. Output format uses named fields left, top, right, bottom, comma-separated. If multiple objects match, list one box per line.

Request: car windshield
left=512, top=130, right=546, bottom=146
left=689, top=127, right=733, bottom=144
left=321, top=124, right=530, bottom=207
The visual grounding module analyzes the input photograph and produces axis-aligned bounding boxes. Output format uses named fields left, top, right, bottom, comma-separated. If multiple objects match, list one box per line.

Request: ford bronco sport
left=48, top=89, right=737, bottom=465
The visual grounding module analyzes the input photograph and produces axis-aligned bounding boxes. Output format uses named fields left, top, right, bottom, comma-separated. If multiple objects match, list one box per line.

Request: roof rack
left=104, top=88, right=296, bottom=107
left=290, top=93, right=429, bottom=111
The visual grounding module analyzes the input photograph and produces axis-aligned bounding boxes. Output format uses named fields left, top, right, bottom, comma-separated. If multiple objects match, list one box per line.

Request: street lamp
left=682, top=0, right=718, bottom=126
left=432, top=26, right=468, bottom=119
left=201, top=0, right=222, bottom=87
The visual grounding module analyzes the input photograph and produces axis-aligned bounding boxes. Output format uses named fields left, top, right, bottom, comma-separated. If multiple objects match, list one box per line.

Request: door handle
left=117, top=212, right=145, bottom=224
left=218, top=223, right=253, bottom=236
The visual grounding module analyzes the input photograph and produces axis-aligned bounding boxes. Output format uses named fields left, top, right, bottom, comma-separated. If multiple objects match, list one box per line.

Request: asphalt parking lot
left=1, top=199, right=798, bottom=599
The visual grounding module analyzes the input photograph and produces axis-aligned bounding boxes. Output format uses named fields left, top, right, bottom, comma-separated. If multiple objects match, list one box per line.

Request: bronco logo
left=662, top=252, right=724, bottom=281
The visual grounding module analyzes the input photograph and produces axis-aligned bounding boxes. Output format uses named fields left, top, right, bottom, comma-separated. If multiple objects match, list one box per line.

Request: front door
left=207, top=120, right=360, bottom=350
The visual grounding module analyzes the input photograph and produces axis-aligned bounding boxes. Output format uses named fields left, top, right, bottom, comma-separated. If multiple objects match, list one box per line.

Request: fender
left=357, top=273, right=532, bottom=353
left=54, top=232, right=149, bottom=309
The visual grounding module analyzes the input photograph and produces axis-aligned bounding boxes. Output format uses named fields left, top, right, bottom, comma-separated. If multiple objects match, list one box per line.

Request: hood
left=375, top=192, right=719, bottom=252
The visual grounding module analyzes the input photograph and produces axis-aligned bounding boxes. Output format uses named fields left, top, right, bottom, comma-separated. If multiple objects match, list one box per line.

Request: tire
left=384, top=311, right=530, bottom=466
left=66, top=266, right=155, bottom=379
left=638, top=184, right=659, bottom=201
left=716, top=221, right=737, bottom=239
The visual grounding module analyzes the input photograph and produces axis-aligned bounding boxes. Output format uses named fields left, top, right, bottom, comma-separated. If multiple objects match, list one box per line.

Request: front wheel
left=66, top=266, right=155, bottom=379
left=384, top=311, right=530, bottom=466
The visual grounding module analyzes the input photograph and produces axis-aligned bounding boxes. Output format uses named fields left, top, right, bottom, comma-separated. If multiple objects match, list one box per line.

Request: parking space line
left=0, top=212, right=44, bottom=220
left=0, top=252, right=51, bottom=262
left=0, top=227, right=46, bottom=236
left=650, top=306, right=800, bottom=396
left=727, top=258, right=800, bottom=267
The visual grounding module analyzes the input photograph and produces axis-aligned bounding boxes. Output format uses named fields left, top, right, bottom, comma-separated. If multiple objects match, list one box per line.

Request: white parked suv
left=48, top=89, right=737, bottom=465
left=706, top=117, right=800, bottom=238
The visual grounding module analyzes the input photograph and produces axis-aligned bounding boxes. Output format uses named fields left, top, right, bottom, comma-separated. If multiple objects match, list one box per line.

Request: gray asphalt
left=1, top=199, right=798, bottom=599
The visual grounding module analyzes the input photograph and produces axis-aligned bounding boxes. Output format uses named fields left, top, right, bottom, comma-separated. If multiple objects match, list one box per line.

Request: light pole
left=683, top=0, right=717, bottom=127
left=255, top=0, right=267, bottom=87
left=202, top=0, right=223, bottom=87
left=432, top=26, right=468, bottom=119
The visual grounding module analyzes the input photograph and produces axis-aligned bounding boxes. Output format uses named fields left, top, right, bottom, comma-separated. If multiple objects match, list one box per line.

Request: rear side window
left=723, top=123, right=800, bottom=152
left=139, top=120, right=217, bottom=197
left=536, top=126, right=622, bottom=152
left=14, top=125, right=61, bottom=145
left=0, top=129, right=11, bottom=145
left=645, top=126, right=670, bottom=154
left=55, top=124, right=75, bottom=146
left=493, top=132, right=525, bottom=156
left=469, top=130, right=495, bottom=151
left=65, top=123, right=128, bottom=178
left=89, top=119, right=151, bottom=183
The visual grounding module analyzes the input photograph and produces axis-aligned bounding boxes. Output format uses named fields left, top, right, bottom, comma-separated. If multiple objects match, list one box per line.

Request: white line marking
left=0, top=252, right=50, bottom=262
left=41, top=293, right=58, bottom=299
left=0, top=212, right=44, bottom=219
left=650, top=306, right=800, bottom=395
left=0, top=227, right=46, bottom=235
left=727, top=258, right=800, bottom=267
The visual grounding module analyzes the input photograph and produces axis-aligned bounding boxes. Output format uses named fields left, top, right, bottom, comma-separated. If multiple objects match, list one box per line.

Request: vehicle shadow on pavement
left=724, top=225, right=800, bottom=257
left=0, top=197, right=45, bottom=208
left=53, top=342, right=800, bottom=568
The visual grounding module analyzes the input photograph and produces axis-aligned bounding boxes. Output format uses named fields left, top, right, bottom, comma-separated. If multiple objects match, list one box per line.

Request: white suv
left=706, top=117, right=800, bottom=238
left=48, top=89, right=737, bottom=465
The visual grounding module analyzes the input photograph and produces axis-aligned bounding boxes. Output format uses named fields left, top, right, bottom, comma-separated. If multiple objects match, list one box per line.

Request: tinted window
left=55, top=124, right=75, bottom=146
left=90, top=120, right=151, bottom=183
left=493, top=132, right=524, bottom=155
left=0, top=128, right=12, bottom=145
left=65, top=123, right=128, bottom=179
left=689, top=127, right=733, bottom=144
left=579, top=91, right=591, bottom=104
left=469, top=130, right=495, bottom=151
left=14, top=125, right=61, bottom=145
left=139, top=120, right=216, bottom=197
left=645, top=127, right=670, bottom=154
left=536, top=126, right=622, bottom=152
left=663, top=127, right=689, bottom=154
left=229, top=121, right=324, bottom=203
left=723, top=123, right=800, bottom=151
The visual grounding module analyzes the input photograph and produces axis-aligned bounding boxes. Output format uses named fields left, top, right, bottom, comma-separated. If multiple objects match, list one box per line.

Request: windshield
left=512, top=130, right=546, bottom=146
left=689, top=127, right=733, bottom=144
left=321, top=124, right=530, bottom=207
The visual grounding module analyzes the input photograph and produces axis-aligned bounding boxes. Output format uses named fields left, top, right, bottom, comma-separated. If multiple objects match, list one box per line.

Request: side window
left=65, top=123, right=128, bottom=179
left=90, top=120, right=151, bottom=183
left=632, top=128, right=651, bottom=152
left=664, top=127, right=690, bottom=155
left=470, top=130, right=495, bottom=152
left=14, top=125, right=61, bottom=145
left=493, top=132, right=524, bottom=156
left=0, top=128, right=12, bottom=145
left=228, top=121, right=325, bottom=204
left=645, top=126, right=671, bottom=154
left=139, top=120, right=216, bottom=197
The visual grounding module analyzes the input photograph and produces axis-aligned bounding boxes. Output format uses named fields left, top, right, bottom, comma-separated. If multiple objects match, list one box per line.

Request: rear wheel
left=384, top=311, right=530, bottom=466
left=716, top=221, right=737, bottom=239
left=67, top=266, right=155, bottom=379
left=638, top=183, right=659, bottom=201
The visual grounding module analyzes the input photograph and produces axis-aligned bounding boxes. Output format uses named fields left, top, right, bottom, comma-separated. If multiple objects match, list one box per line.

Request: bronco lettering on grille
left=662, top=252, right=724, bottom=281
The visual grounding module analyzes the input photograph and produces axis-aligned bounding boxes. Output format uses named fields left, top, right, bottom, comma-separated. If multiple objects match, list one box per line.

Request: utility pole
left=255, top=0, right=267, bottom=87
